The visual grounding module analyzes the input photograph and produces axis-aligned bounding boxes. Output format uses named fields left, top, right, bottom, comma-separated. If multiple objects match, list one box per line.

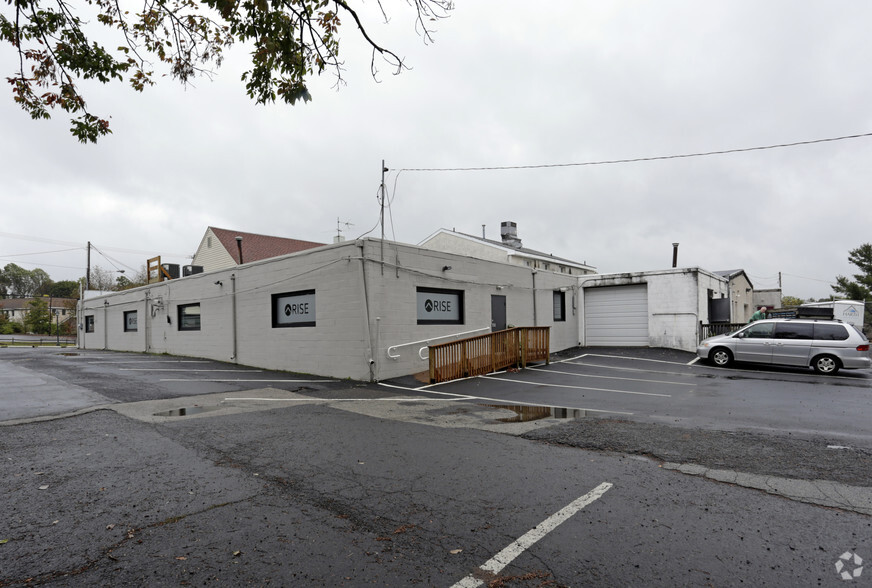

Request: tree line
left=0, top=263, right=147, bottom=335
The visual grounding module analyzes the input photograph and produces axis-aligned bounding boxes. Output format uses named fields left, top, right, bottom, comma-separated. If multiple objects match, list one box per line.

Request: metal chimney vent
left=500, top=221, right=522, bottom=248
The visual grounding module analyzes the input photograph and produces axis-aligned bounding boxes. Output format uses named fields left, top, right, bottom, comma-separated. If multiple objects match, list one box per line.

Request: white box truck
left=799, top=300, right=866, bottom=329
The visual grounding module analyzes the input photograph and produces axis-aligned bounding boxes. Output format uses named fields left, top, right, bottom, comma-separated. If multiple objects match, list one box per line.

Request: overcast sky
left=3, top=1, right=871, bottom=300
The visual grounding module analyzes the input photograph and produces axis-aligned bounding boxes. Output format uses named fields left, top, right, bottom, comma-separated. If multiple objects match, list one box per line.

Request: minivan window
left=774, top=322, right=813, bottom=340
left=740, top=322, right=775, bottom=339
left=814, top=323, right=850, bottom=341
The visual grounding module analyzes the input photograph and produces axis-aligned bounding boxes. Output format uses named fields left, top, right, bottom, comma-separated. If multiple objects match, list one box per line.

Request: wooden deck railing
left=428, top=327, right=550, bottom=384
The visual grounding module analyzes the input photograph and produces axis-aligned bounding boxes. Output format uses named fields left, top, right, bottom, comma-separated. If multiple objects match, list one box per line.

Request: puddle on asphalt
left=59, top=353, right=79, bottom=356
left=479, top=404, right=589, bottom=423
left=153, top=406, right=224, bottom=417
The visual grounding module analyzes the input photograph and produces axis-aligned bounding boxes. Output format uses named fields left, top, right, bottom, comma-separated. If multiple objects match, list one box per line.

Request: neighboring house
left=0, top=297, right=77, bottom=326
left=713, top=269, right=755, bottom=323
left=191, top=227, right=326, bottom=273
left=419, top=221, right=596, bottom=276
left=753, top=288, right=783, bottom=311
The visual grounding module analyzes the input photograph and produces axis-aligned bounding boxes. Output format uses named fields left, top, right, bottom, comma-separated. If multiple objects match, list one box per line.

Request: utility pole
left=380, top=160, right=388, bottom=275
left=86, top=241, right=91, bottom=291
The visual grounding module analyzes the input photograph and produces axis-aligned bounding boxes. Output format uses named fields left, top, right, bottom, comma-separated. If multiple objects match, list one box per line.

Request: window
left=85, top=315, right=95, bottom=333
left=124, top=310, right=138, bottom=332
left=740, top=322, right=775, bottom=339
left=814, top=323, right=849, bottom=341
left=207, top=236, right=212, bottom=248
left=272, top=290, right=316, bottom=328
left=417, top=287, right=464, bottom=325
left=774, top=323, right=813, bottom=340
left=178, top=303, right=201, bottom=331
left=553, top=291, right=566, bottom=322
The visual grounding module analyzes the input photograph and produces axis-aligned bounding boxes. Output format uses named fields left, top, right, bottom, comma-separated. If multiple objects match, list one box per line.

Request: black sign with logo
left=272, top=289, right=316, bottom=328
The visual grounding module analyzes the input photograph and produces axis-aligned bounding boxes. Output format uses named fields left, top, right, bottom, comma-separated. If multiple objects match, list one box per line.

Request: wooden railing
left=428, top=327, right=550, bottom=384
left=699, top=322, right=745, bottom=340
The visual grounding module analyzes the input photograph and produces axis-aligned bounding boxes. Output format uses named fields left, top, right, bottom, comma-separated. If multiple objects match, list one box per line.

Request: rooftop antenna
left=335, top=217, right=353, bottom=243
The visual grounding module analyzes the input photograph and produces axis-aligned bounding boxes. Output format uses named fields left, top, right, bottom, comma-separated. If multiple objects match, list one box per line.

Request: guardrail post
left=429, top=347, right=436, bottom=384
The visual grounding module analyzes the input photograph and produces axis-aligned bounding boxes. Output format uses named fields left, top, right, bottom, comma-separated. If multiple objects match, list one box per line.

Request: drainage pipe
left=531, top=270, right=538, bottom=326
left=231, top=273, right=238, bottom=362
left=357, top=241, right=377, bottom=382
left=103, top=299, right=109, bottom=350
left=144, top=290, right=150, bottom=353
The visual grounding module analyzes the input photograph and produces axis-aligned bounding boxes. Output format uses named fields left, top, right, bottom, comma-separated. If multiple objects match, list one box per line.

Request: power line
left=399, top=131, right=872, bottom=172
left=0, top=231, right=190, bottom=258
left=0, top=247, right=83, bottom=257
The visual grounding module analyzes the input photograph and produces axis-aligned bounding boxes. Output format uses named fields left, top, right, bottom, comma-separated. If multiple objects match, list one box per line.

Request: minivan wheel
left=812, top=355, right=840, bottom=375
left=710, top=348, right=733, bottom=367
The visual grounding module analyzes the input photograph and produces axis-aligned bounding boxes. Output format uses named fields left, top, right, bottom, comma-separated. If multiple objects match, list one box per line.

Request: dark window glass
left=813, top=323, right=849, bottom=341
left=742, top=323, right=775, bottom=339
left=553, top=291, right=566, bottom=322
left=85, top=315, right=95, bottom=333
left=178, top=304, right=201, bottom=331
left=124, top=310, right=138, bottom=332
left=774, top=322, right=814, bottom=340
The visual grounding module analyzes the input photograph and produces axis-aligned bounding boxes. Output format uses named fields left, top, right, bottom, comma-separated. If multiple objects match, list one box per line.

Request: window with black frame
left=553, top=291, right=566, bottom=322
left=178, top=303, right=201, bottom=331
left=85, top=315, right=95, bottom=333
left=124, top=310, right=138, bottom=332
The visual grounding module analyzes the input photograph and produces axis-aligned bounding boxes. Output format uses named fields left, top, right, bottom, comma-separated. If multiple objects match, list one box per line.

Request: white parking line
left=481, top=375, right=671, bottom=398
left=89, top=360, right=213, bottom=364
left=377, top=381, right=477, bottom=399
left=561, top=359, right=695, bottom=378
left=225, top=397, right=450, bottom=402
left=377, top=382, right=633, bottom=415
left=559, top=353, right=693, bottom=366
left=120, top=368, right=262, bottom=372
left=528, top=365, right=693, bottom=387
left=160, top=378, right=334, bottom=383
left=451, top=482, right=613, bottom=588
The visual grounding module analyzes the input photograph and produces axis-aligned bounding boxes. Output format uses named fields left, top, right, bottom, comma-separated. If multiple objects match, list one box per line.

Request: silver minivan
left=697, top=319, right=871, bottom=374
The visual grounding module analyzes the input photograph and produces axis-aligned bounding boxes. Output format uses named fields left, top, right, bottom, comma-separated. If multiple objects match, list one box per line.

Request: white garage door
left=584, top=284, right=649, bottom=346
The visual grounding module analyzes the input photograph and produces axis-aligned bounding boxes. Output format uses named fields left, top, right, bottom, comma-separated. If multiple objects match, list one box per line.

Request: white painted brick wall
left=80, top=239, right=582, bottom=380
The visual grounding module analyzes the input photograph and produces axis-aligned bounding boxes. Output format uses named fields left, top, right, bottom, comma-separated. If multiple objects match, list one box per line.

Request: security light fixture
left=442, top=265, right=452, bottom=271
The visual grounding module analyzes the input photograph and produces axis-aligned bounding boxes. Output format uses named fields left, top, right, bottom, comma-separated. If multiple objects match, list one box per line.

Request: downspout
left=357, top=242, right=377, bottom=382
left=77, top=282, right=83, bottom=350
left=144, top=290, right=150, bottom=353
left=531, top=270, right=538, bottom=326
left=231, top=273, right=238, bottom=362
left=103, top=299, right=109, bottom=350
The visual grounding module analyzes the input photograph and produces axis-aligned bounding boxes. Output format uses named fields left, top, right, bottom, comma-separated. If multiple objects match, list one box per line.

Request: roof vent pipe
left=672, top=242, right=679, bottom=268
left=236, top=236, right=244, bottom=264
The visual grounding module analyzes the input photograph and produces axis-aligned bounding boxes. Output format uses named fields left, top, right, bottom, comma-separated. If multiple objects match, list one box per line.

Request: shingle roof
left=209, top=227, right=326, bottom=264
left=0, top=297, right=77, bottom=310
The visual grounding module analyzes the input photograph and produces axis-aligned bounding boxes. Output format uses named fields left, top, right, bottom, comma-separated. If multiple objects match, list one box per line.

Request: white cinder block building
left=78, top=237, right=729, bottom=380
left=79, top=238, right=581, bottom=381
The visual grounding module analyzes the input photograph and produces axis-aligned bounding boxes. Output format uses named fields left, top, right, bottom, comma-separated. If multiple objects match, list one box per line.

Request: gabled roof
left=713, top=269, right=754, bottom=289
left=420, top=228, right=595, bottom=271
left=0, top=297, right=77, bottom=309
left=209, top=227, right=325, bottom=264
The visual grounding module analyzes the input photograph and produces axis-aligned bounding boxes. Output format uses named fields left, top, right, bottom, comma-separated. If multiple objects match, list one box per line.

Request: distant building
left=0, top=297, right=76, bottom=326
left=713, top=269, right=755, bottom=323
left=191, top=227, right=326, bottom=272
left=753, top=288, right=783, bottom=310
left=419, top=222, right=596, bottom=276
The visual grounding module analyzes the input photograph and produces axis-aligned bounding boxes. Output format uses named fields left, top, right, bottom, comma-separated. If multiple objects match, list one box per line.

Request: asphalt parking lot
left=3, top=346, right=872, bottom=586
